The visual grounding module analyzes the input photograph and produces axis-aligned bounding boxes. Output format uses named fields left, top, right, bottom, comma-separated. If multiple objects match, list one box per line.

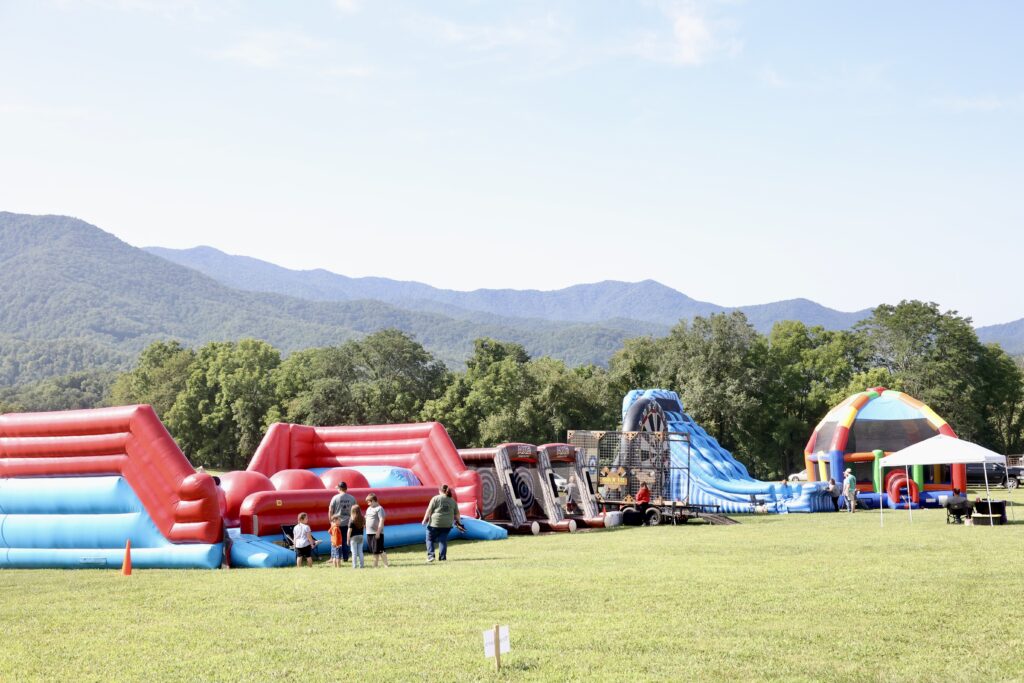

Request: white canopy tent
left=879, top=435, right=1008, bottom=526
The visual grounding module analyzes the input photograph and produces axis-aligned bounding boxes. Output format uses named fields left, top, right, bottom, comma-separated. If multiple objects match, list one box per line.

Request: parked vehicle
left=965, top=462, right=1020, bottom=490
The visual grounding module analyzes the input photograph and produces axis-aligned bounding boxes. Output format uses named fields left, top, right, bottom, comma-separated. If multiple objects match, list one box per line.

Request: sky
left=1, top=1, right=1022, bottom=325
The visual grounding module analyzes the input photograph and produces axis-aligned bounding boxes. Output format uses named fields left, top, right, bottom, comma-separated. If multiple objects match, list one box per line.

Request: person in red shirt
left=636, top=482, right=652, bottom=523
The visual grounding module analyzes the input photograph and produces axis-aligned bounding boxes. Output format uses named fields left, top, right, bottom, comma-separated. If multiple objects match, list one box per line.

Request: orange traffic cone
left=121, top=539, right=133, bottom=576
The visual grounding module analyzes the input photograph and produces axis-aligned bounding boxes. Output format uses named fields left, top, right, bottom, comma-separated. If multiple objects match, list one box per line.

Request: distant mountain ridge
left=0, top=212, right=662, bottom=384
left=145, top=245, right=873, bottom=332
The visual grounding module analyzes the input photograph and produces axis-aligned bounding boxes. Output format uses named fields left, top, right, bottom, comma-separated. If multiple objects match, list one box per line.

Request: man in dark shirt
left=328, top=482, right=357, bottom=563
left=945, top=487, right=971, bottom=523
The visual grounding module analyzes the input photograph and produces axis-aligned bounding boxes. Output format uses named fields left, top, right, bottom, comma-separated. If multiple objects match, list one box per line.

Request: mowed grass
left=2, top=506, right=1023, bottom=682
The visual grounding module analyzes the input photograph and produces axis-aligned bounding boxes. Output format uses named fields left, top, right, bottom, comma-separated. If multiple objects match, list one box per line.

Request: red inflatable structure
left=0, top=405, right=222, bottom=544
left=219, top=422, right=483, bottom=530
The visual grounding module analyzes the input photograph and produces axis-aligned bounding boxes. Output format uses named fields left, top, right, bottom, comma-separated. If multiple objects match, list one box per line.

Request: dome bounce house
left=803, top=387, right=964, bottom=509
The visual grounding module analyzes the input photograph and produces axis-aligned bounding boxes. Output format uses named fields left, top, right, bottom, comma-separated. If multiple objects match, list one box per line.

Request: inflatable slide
left=0, top=406, right=224, bottom=569
left=221, top=422, right=506, bottom=567
left=623, top=390, right=831, bottom=514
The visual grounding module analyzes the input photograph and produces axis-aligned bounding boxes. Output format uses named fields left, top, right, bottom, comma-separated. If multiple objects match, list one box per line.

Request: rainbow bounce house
left=803, top=387, right=964, bottom=509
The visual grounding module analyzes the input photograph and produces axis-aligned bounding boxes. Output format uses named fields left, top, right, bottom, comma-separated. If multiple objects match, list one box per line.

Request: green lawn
left=2, top=506, right=1022, bottom=682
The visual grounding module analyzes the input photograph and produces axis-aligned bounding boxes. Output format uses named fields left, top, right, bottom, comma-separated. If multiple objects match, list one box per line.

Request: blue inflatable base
left=2, top=545, right=223, bottom=569
left=0, top=476, right=223, bottom=569
left=236, top=517, right=508, bottom=568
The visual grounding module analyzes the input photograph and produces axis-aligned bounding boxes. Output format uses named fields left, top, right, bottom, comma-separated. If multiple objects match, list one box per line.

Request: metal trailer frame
left=567, top=429, right=726, bottom=524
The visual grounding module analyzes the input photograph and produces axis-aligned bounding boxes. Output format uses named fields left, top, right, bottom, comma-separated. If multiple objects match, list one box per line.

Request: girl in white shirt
left=293, top=512, right=316, bottom=568
left=364, top=494, right=389, bottom=568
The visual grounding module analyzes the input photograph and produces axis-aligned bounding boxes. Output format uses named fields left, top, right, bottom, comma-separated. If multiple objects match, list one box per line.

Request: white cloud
left=61, top=0, right=229, bottom=21
left=416, top=12, right=566, bottom=54
left=629, top=1, right=741, bottom=67
left=758, top=66, right=789, bottom=88
left=934, top=95, right=1019, bottom=113
left=0, top=101, right=92, bottom=119
left=324, top=65, right=374, bottom=79
left=333, top=0, right=360, bottom=13
left=214, top=30, right=326, bottom=69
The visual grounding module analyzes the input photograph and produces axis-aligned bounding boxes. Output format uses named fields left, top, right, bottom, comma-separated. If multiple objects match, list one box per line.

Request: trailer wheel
left=645, top=507, right=662, bottom=526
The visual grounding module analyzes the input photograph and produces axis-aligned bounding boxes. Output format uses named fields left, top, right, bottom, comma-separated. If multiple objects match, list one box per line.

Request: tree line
left=2, top=300, right=1022, bottom=477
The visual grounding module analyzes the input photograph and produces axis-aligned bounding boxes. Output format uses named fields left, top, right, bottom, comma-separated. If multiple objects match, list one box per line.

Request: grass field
left=2, top=505, right=1022, bottom=682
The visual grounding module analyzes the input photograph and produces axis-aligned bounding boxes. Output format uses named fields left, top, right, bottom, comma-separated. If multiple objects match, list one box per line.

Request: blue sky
left=1, top=1, right=1021, bottom=325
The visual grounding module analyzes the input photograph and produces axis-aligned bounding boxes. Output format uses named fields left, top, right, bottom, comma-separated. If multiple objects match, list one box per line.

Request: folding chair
left=281, top=524, right=319, bottom=558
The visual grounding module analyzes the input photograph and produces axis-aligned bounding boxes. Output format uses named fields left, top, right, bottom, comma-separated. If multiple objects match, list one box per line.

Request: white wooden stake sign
left=483, top=624, right=510, bottom=671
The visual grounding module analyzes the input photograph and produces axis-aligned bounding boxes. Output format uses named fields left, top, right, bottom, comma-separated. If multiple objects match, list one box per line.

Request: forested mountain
left=146, top=245, right=872, bottom=331
left=0, top=212, right=657, bottom=384
left=977, top=319, right=1024, bottom=356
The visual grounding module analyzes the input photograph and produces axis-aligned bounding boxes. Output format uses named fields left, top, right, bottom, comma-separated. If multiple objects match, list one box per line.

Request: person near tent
left=944, top=487, right=972, bottom=523
left=842, top=468, right=857, bottom=513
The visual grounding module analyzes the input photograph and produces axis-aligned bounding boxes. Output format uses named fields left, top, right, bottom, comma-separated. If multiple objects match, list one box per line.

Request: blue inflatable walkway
left=624, top=390, right=832, bottom=514
left=0, top=476, right=223, bottom=569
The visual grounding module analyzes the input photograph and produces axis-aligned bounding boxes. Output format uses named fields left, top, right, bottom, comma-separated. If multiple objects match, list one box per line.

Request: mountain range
left=1, top=211, right=1021, bottom=388
left=145, top=245, right=874, bottom=331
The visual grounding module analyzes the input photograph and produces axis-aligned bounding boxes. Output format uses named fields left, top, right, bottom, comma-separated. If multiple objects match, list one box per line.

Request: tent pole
left=983, top=466, right=993, bottom=527
left=905, top=464, right=912, bottom=523
left=879, top=466, right=885, bottom=528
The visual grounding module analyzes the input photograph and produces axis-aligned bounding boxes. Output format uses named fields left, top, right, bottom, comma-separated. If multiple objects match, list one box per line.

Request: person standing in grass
left=328, top=482, right=357, bottom=565
left=293, top=512, right=316, bottom=568
left=365, top=494, right=389, bottom=568
left=422, top=484, right=459, bottom=563
left=842, top=469, right=857, bottom=513
left=826, top=478, right=841, bottom=512
left=328, top=515, right=344, bottom=568
left=348, top=506, right=366, bottom=569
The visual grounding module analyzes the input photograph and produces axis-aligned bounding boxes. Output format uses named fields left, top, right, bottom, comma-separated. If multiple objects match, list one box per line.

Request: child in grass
left=329, top=514, right=344, bottom=568
left=348, top=506, right=365, bottom=569
left=365, top=494, right=389, bottom=568
left=293, top=512, right=316, bottom=568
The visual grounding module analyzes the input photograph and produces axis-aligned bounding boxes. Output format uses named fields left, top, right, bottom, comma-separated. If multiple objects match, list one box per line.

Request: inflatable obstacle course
left=0, top=406, right=224, bottom=569
left=536, top=443, right=605, bottom=527
left=459, top=444, right=538, bottom=534
left=221, top=421, right=507, bottom=566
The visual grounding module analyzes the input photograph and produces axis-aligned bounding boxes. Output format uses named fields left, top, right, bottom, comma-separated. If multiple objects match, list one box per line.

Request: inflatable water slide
left=223, top=422, right=506, bottom=568
left=0, top=406, right=224, bottom=569
left=623, top=390, right=831, bottom=514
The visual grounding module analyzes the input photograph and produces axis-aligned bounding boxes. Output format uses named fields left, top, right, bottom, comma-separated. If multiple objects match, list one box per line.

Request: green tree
left=271, top=346, right=358, bottom=426
left=423, top=338, right=542, bottom=447
left=0, top=370, right=117, bottom=412
left=856, top=301, right=984, bottom=439
left=659, top=312, right=773, bottom=475
left=348, top=329, right=450, bottom=425
left=167, top=339, right=281, bottom=469
left=109, top=340, right=195, bottom=419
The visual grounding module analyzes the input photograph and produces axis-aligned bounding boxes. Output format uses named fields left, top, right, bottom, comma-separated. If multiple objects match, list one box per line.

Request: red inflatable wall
left=239, top=486, right=437, bottom=535
left=247, top=422, right=481, bottom=516
left=0, top=405, right=222, bottom=544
